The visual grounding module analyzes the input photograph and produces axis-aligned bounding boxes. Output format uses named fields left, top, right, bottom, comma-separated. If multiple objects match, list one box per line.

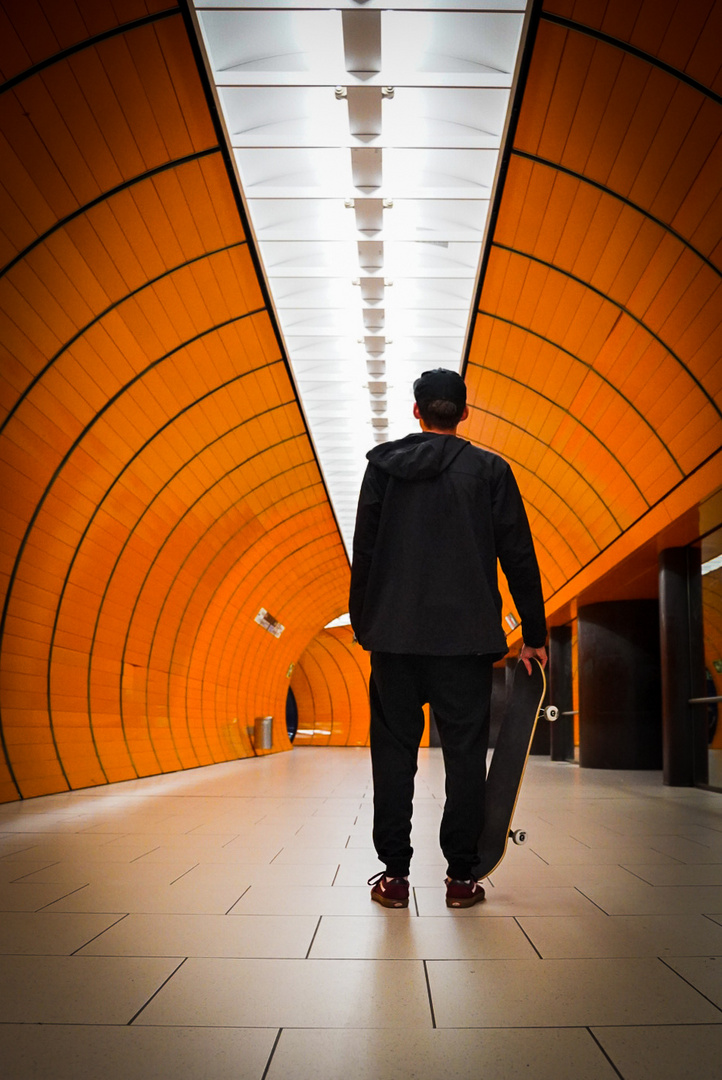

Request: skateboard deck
left=476, top=657, right=547, bottom=880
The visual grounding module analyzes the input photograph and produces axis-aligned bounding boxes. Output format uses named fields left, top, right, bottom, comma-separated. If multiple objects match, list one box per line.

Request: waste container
left=254, top=715, right=273, bottom=750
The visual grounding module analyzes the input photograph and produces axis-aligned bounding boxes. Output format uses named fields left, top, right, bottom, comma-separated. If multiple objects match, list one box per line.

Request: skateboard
left=475, top=658, right=557, bottom=879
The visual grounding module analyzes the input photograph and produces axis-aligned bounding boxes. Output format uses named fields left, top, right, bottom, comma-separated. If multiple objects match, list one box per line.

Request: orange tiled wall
left=0, top=1, right=349, bottom=801
left=465, top=0, right=722, bottom=628
left=291, top=627, right=371, bottom=747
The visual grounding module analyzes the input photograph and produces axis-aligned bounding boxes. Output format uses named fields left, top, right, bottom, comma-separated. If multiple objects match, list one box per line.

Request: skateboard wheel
left=510, top=829, right=527, bottom=845
left=545, top=705, right=559, bottom=722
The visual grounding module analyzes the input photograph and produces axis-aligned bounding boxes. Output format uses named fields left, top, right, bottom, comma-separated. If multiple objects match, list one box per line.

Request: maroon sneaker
left=446, top=878, right=486, bottom=908
left=368, top=872, right=409, bottom=908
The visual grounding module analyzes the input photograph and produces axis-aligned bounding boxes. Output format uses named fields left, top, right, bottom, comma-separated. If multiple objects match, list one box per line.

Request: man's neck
left=420, top=423, right=458, bottom=436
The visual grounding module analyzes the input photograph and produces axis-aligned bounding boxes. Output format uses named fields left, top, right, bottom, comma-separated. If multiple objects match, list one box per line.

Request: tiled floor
left=2, top=748, right=722, bottom=1078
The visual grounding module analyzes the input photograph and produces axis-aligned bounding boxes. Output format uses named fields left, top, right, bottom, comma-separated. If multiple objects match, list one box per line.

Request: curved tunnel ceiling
left=464, top=0, right=722, bottom=619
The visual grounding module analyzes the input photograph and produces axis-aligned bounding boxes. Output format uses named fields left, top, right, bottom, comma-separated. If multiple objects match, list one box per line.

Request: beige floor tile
left=663, top=955, right=722, bottom=1008
left=136, top=957, right=431, bottom=1028
left=591, top=1025, right=722, bottom=1080
left=0, top=882, right=88, bottom=912
left=195, top=840, right=285, bottom=863
left=517, top=914, right=722, bottom=958
left=44, top=877, right=251, bottom=914
left=579, top=883, right=722, bottom=915
left=309, top=915, right=537, bottom=960
left=266, top=845, right=352, bottom=865
left=488, top=863, right=639, bottom=890
left=622, top=863, right=722, bottom=886
left=265, top=1027, right=618, bottom=1080
left=185, top=862, right=339, bottom=888
left=229, top=884, right=410, bottom=916
left=0, top=955, right=181, bottom=1023
left=17, top=859, right=200, bottom=886
left=0, top=1023, right=277, bottom=1080
left=0, top=859, right=60, bottom=883
left=79, top=912, right=318, bottom=958
left=529, top=842, right=680, bottom=866
left=643, top=836, right=722, bottom=863
left=0, top=912, right=125, bottom=955
left=426, top=958, right=722, bottom=1027
left=415, top=886, right=599, bottom=917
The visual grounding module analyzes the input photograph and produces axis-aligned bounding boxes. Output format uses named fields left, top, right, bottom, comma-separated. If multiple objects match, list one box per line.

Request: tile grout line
left=513, top=916, right=543, bottom=959
left=71, top=912, right=130, bottom=955
left=587, top=1027, right=625, bottom=1078
left=34, top=883, right=91, bottom=912
left=130, top=847, right=161, bottom=863
left=260, top=1028, right=283, bottom=1080
left=422, top=959, right=437, bottom=1028
left=126, top=956, right=187, bottom=1025
left=169, top=863, right=199, bottom=885
left=225, top=884, right=252, bottom=914
left=657, top=956, right=722, bottom=1015
left=573, top=886, right=611, bottom=916
left=305, top=915, right=323, bottom=959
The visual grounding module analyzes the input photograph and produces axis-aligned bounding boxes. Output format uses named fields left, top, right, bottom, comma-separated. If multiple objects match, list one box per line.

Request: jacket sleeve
left=491, top=460, right=547, bottom=648
left=349, top=463, right=388, bottom=643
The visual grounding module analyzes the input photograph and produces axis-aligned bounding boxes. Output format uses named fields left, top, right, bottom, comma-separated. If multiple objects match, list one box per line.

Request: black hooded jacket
left=349, top=432, right=546, bottom=656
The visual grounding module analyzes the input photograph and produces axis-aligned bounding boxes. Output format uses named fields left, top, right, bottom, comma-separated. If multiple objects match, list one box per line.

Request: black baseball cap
left=413, top=368, right=466, bottom=409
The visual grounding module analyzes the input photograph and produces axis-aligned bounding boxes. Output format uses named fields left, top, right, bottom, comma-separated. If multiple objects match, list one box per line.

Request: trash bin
left=254, top=715, right=273, bottom=750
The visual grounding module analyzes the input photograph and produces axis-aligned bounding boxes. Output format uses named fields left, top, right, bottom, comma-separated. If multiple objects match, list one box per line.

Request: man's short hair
left=413, top=369, right=466, bottom=430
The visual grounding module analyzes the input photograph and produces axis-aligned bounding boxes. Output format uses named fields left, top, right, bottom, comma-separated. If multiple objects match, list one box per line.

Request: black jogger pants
left=369, top=652, right=493, bottom=881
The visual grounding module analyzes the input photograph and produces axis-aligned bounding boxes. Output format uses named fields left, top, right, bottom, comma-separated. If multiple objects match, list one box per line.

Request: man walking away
left=349, top=368, right=547, bottom=909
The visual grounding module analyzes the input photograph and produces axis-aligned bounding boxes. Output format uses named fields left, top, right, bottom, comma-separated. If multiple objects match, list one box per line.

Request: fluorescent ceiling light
left=192, top=2, right=529, bottom=554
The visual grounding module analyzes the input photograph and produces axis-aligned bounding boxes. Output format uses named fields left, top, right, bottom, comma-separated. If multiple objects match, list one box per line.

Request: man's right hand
left=519, top=643, right=547, bottom=675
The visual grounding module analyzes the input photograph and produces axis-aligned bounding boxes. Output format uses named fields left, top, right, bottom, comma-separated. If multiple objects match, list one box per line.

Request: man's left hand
left=520, top=643, right=547, bottom=674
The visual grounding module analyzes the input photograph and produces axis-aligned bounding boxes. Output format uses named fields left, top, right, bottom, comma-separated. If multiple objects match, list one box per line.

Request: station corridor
left=2, top=1, right=722, bottom=1077
left=1, top=747, right=722, bottom=1079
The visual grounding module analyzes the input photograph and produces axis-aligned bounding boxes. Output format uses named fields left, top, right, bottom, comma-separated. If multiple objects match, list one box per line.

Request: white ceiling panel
left=192, top=1, right=530, bottom=555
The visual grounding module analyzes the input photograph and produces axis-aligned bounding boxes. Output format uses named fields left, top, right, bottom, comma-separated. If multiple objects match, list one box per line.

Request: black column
left=549, top=625, right=574, bottom=761
left=659, top=547, right=707, bottom=786
left=577, top=600, right=662, bottom=769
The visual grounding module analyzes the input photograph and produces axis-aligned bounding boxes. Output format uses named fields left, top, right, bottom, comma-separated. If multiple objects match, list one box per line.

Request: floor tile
left=43, top=877, right=251, bottom=914
left=0, top=955, right=181, bottom=1023
left=517, top=914, right=722, bottom=958
left=229, top=884, right=409, bottom=916
left=0, top=912, right=126, bottom=955
left=265, top=1027, right=618, bottom=1080
left=183, top=862, right=338, bottom=888
left=426, top=958, right=722, bottom=1027
left=662, top=955, right=722, bottom=1008
left=622, top=863, right=722, bottom=886
left=591, top=1025, right=722, bottom=1080
left=578, top=883, right=722, bottom=915
left=136, top=957, right=431, bottom=1028
left=0, top=1024, right=277, bottom=1080
left=16, top=859, right=200, bottom=886
left=0, top=882, right=88, bottom=912
left=488, top=863, right=640, bottom=890
left=415, top=886, right=599, bottom=917
left=309, top=915, right=537, bottom=959
left=78, top=912, right=318, bottom=958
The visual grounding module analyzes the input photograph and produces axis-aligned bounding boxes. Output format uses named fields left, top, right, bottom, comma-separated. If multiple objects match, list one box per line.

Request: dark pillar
left=659, top=548, right=707, bottom=786
left=577, top=600, right=662, bottom=769
left=549, top=625, right=574, bottom=761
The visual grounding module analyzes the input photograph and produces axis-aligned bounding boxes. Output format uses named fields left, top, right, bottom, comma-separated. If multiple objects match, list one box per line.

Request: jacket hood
left=366, top=432, right=468, bottom=480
